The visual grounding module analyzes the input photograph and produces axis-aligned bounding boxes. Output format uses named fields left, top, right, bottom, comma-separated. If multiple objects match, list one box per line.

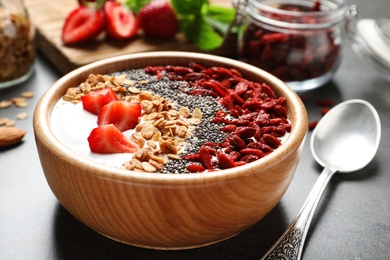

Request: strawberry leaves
left=171, top=0, right=235, bottom=50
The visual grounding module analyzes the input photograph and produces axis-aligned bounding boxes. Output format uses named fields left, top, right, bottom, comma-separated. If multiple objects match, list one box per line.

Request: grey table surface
left=1, top=0, right=390, bottom=259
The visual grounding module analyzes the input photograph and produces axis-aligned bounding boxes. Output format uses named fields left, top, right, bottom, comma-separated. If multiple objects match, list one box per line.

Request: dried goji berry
left=184, top=72, right=211, bottom=81
left=212, top=117, right=227, bottom=124
left=234, top=81, right=249, bottom=95
left=261, top=33, right=289, bottom=44
left=235, top=127, right=256, bottom=139
left=235, top=161, right=247, bottom=167
left=215, top=110, right=227, bottom=117
left=241, top=154, right=259, bottom=163
left=230, top=108, right=240, bottom=118
left=261, top=134, right=281, bottom=148
left=308, top=121, right=318, bottom=130
left=199, top=147, right=214, bottom=169
left=228, top=151, right=241, bottom=161
left=247, top=142, right=273, bottom=154
left=260, top=126, right=276, bottom=135
left=261, top=84, right=276, bottom=99
left=228, top=135, right=246, bottom=150
left=222, top=125, right=237, bottom=133
left=217, top=153, right=236, bottom=169
left=203, top=142, right=220, bottom=147
left=210, top=67, right=236, bottom=79
left=260, top=100, right=278, bottom=110
left=240, top=148, right=265, bottom=158
left=229, top=68, right=242, bottom=78
left=144, top=66, right=167, bottom=75
left=255, top=111, right=270, bottom=126
left=230, top=92, right=246, bottom=106
left=242, top=98, right=263, bottom=110
left=187, top=164, right=206, bottom=173
left=311, top=1, right=321, bottom=12
left=240, top=112, right=258, bottom=121
left=231, top=119, right=250, bottom=126
left=224, top=146, right=235, bottom=154
left=321, top=107, right=330, bottom=116
left=280, top=123, right=291, bottom=132
left=220, top=95, right=235, bottom=109
left=274, top=105, right=288, bottom=118
left=181, top=153, right=200, bottom=162
left=172, top=66, right=193, bottom=75
left=201, top=80, right=226, bottom=97
left=188, top=62, right=207, bottom=72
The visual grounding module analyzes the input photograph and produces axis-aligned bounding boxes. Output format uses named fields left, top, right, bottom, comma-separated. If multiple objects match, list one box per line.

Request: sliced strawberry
left=88, top=124, right=138, bottom=154
left=61, top=6, right=105, bottom=44
left=97, top=101, right=141, bottom=132
left=104, top=1, right=139, bottom=39
left=81, top=88, right=118, bottom=115
left=138, top=0, right=179, bottom=39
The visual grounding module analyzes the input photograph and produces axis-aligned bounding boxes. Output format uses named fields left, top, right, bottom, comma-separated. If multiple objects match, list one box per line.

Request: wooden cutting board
left=24, top=0, right=237, bottom=74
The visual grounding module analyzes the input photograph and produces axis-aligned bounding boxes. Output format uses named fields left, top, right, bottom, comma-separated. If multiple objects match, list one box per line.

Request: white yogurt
left=51, top=99, right=134, bottom=168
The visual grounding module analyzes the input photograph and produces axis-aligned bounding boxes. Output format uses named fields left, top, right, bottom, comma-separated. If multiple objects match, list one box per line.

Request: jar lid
left=354, top=18, right=390, bottom=79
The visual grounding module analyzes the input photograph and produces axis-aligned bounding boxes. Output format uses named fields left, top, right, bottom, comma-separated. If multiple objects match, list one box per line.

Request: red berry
left=138, top=0, right=179, bottom=39
left=187, top=164, right=206, bottom=173
left=61, top=6, right=105, bottom=44
left=104, top=1, right=139, bottom=39
left=81, top=88, right=118, bottom=115
left=87, top=124, right=138, bottom=154
left=97, top=101, right=141, bottom=132
left=217, top=153, right=236, bottom=169
left=199, top=146, right=214, bottom=169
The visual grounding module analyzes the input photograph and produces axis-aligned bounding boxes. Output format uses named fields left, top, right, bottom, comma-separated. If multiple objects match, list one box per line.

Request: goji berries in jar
left=237, top=0, right=347, bottom=92
left=0, top=0, right=35, bottom=89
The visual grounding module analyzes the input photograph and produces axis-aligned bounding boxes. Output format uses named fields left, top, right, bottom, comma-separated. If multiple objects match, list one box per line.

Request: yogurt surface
left=51, top=99, right=134, bottom=168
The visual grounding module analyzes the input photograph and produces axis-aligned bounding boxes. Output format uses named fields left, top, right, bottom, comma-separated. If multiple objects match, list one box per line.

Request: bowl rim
left=34, top=51, right=308, bottom=184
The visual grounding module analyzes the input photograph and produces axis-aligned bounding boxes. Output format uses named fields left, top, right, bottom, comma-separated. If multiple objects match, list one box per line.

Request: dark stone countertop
left=1, top=0, right=389, bottom=259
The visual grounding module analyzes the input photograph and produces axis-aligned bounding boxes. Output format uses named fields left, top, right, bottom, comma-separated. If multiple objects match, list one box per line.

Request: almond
left=0, top=127, right=26, bottom=147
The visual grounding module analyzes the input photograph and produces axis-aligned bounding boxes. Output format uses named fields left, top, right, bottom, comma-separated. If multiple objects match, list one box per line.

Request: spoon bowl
left=261, top=99, right=381, bottom=260
left=311, top=99, right=381, bottom=172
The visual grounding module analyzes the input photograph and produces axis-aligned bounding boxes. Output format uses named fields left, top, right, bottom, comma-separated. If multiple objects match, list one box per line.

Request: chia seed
left=113, top=69, right=228, bottom=174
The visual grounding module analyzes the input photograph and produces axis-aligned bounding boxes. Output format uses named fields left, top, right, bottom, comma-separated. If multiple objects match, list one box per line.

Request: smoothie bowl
left=33, top=51, right=307, bottom=249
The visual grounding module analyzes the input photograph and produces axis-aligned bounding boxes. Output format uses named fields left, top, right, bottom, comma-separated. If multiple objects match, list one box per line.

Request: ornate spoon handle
left=260, top=167, right=336, bottom=260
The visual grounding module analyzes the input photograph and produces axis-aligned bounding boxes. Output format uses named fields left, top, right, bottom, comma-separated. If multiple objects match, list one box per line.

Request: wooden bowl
left=33, top=51, right=308, bottom=249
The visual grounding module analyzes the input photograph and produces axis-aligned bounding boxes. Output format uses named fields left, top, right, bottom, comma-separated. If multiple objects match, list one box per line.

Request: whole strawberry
left=138, top=0, right=179, bottom=39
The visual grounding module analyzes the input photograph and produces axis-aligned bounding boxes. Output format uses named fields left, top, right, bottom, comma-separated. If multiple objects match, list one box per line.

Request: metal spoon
left=377, top=18, right=390, bottom=41
left=261, top=99, right=381, bottom=260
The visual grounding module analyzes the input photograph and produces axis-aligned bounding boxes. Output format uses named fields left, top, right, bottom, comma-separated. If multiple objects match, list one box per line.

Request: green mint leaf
left=173, top=0, right=237, bottom=50
left=171, top=0, right=206, bottom=15
left=203, top=5, right=236, bottom=34
left=126, top=0, right=150, bottom=14
left=206, top=5, right=236, bottom=23
left=183, top=15, right=224, bottom=51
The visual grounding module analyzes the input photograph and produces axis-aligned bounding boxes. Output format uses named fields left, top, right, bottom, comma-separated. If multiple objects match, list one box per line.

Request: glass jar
left=0, top=0, right=35, bottom=89
left=351, top=17, right=390, bottom=82
left=237, top=0, right=347, bottom=92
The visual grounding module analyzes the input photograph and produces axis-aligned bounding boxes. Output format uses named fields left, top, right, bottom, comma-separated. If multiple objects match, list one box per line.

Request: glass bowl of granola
left=33, top=51, right=308, bottom=249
